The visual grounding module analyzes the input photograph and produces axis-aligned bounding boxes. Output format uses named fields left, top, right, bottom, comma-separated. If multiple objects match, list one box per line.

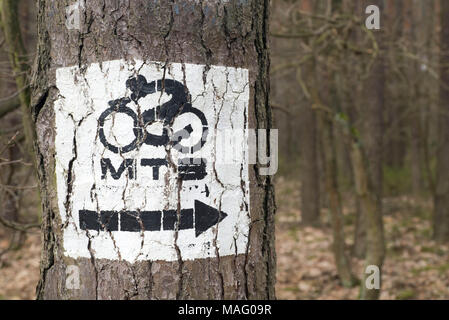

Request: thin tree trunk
left=0, top=0, right=34, bottom=247
left=434, top=0, right=449, bottom=242
left=420, top=0, right=436, bottom=194
left=358, top=0, right=386, bottom=300
left=384, top=0, right=406, bottom=170
left=32, top=0, right=275, bottom=300
left=361, top=0, right=385, bottom=211
left=308, top=0, right=356, bottom=283
left=297, top=0, right=321, bottom=227
left=409, top=0, right=430, bottom=196
left=351, top=143, right=385, bottom=300
left=352, top=199, right=366, bottom=258
left=0, top=0, right=34, bottom=155
left=299, top=91, right=320, bottom=226
left=318, top=110, right=357, bottom=288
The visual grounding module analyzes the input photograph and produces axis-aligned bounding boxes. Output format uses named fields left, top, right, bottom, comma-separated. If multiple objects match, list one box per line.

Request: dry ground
left=0, top=177, right=448, bottom=299
left=275, top=177, right=449, bottom=299
left=0, top=230, right=40, bottom=299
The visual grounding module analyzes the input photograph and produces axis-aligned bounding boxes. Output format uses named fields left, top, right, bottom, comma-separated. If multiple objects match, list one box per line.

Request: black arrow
left=79, top=200, right=227, bottom=237
left=193, top=200, right=227, bottom=237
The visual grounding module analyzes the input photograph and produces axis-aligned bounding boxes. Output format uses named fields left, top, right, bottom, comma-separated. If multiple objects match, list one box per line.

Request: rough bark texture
left=434, top=0, right=449, bottom=243
left=32, top=0, right=275, bottom=300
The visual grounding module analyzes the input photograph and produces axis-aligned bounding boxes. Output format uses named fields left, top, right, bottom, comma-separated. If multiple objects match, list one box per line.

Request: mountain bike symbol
left=98, top=75, right=208, bottom=154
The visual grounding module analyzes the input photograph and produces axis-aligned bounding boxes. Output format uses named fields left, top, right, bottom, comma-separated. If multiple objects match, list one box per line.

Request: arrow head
left=194, top=200, right=228, bottom=237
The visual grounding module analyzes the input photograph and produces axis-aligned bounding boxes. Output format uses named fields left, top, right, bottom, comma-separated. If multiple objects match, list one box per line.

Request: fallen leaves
left=0, top=231, right=40, bottom=300
left=275, top=177, right=449, bottom=300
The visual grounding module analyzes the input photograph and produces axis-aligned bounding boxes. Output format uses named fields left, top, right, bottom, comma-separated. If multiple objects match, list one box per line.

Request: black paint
left=100, top=157, right=207, bottom=181
left=141, top=158, right=168, bottom=180
left=141, top=211, right=163, bottom=231
left=120, top=211, right=141, bottom=232
left=194, top=200, right=227, bottom=237
left=78, top=201, right=227, bottom=237
left=101, top=158, right=135, bottom=180
left=162, top=209, right=194, bottom=231
left=99, top=75, right=208, bottom=154
left=79, top=210, right=119, bottom=231
left=203, top=184, right=210, bottom=197
left=98, top=102, right=143, bottom=154
left=121, top=210, right=162, bottom=232
left=178, top=158, right=207, bottom=181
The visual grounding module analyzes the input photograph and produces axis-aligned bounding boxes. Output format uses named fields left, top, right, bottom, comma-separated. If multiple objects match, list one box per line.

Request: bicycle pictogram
left=98, top=75, right=208, bottom=154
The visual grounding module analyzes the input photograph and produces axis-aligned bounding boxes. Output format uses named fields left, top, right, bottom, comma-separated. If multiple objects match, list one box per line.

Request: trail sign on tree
left=32, top=0, right=275, bottom=300
left=55, top=60, right=250, bottom=262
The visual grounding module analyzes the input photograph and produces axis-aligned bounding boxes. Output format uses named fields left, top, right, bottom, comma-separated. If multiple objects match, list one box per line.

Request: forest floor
left=275, top=177, right=449, bottom=299
left=0, top=176, right=448, bottom=299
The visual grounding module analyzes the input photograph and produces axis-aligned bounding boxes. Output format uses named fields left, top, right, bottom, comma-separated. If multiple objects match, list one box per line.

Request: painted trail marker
left=79, top=200, right=227, bottom=237
left=55, top=59, right=250, bottom=262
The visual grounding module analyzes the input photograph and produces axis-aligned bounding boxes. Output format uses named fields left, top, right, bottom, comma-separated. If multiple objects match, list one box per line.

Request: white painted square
left=54, top=59, right=250, bottom=262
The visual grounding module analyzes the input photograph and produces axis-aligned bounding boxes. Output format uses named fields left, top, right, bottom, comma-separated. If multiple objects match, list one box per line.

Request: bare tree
left=434, top=0, right=449, bottom=242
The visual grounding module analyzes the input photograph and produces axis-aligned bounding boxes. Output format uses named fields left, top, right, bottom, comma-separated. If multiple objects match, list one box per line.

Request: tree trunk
left=351, top=143, right=385, bottom=300
left=361, top=0, right=384, bottom=212
left=0, top=0, right=35, bottom=250
left=297, top=0, right=321, bottom=227
left=384, top=0, right=406, bottom=171
left=420, top=0, right=436, bottom=195
left=408, top=0, right=432, bottom=196
left=357, top=0, right=386, bottom=300
left=318, top=110, right=357, bottom=288
left=299, top=89, right=320, bottom=226
left=0, top=0, right=34, bottom=155
left=352, top=199, right=366, bottom=258
left=32, top=0, right=275, bottom=300
left=434, top=0, right=449, bottom=242
left=353, top=0, right=385, bottom=262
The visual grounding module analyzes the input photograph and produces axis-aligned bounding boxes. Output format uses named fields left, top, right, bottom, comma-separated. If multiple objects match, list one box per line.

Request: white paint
left=54, top=59, right=250, bottom=262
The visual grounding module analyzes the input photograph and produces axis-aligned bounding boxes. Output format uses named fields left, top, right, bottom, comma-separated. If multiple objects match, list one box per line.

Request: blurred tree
left=434, top=0, right=449, bottom=242
left=0, top=0, right=39, bottom=249
left=0, top=0, right=34, bottom=154
left=354, top=0, right=386, bottom=301
left=299, top=0, right=321, bottom=227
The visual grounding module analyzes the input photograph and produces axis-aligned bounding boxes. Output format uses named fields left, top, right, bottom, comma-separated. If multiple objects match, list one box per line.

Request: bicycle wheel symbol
left=98, top=75, right=208, bottom=154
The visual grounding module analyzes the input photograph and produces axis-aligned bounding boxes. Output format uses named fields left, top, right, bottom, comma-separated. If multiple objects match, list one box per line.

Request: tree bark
left=32, top=0, right=275, bottom=300
left=0, top=0, right=34, bottom=155
left=361, top=0, right=384, bottom=213
left=353, top=0, right=385, bottom=262
left=351, top=143, right=385, bottom=300
left=299, top=87, right=320, bottom=226
left=434, top=0, right=449, bottom=242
